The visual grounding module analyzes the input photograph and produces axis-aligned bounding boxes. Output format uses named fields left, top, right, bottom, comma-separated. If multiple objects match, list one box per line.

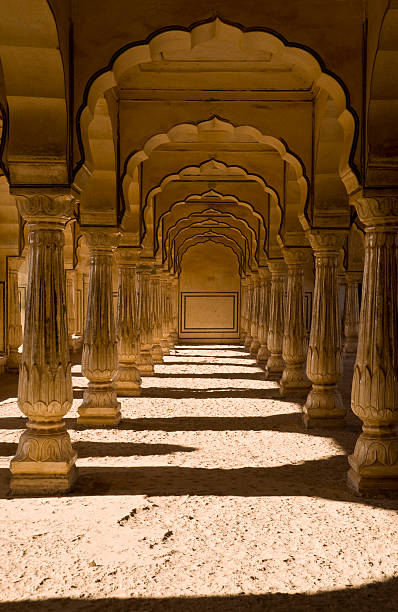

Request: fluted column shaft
left=244, top=280, right=253, bottom=351
left=303, top=231, right=347, bottom=428
left=136, top=263, right=155, bottom=375
left=348, top=195, right=398, bottom=495
left=280, top=248, right=311, bottom=396
left=170, top=278, right=179, bottom=344
left=10, top=193, right=77, bottom=495
left=160, top=273, right=171, bottom=355
left=266, top=260, right=286, bottom=377
left=7, top=257, right=24, bottom=372
left=78, top=229, right=121, bottom=426
left=250, top=275, right=261, bottom=356
left=240, top=278, right=248, bottom=343
left=343, top=271, right=362, bottom=356
left=256, top=270, right=271, bottom=367
left=65, top=269, right=77, bottom=350
left=151, top=270, right=164, bottom=364
left=115, top=249, right=141, bottom=396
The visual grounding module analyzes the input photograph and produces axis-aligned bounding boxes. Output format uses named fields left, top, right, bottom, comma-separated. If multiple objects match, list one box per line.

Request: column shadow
left=1, top=579, right=398, bottom=611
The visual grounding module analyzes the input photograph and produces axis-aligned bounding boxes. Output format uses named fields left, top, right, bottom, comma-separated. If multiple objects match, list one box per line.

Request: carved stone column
left=347, top=195, right=398, bottom=495
left=256, top=269, right=271, bottom=367
left=10, top=193, right=77, bottom=494
left=78, top=228, right=121, bottom=426
left=303, top=230, right=347, bottom=428
left=150, top=268, right=164, bottom=364
left=65, top=268, right=77, bottom=351
left=166, top=279, right=175, bottom=348
left=170, top=277, right=179, bottom=344
left=240, top=277, right=248, bottom=343
left=280, top=248, right=312, bottom=396
left=6, top=256, right=24, bottom=372
left=160, top=272, right=171, bottom=356
left=244, top=278, right=253, bottom=351
left=250, top=273, right=261, bottom=357
left=136, top=262, right=155, bottom=376
left=115, top=248, right=141, bottom=396
left=343, top=271, right=362, bottom=356
left=266, top=260, right=286, bottom=377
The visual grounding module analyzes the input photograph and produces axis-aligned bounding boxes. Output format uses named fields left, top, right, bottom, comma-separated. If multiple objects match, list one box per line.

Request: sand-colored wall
left=179, top=242, right=240, bottom=342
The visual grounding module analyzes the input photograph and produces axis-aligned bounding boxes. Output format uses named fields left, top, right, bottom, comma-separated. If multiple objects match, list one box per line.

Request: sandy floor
left=0, top=345, right=398, bottom=611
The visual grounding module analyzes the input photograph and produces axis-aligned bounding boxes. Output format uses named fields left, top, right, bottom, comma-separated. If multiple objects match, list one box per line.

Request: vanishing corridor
left=0, top=346, right=397, bottom=610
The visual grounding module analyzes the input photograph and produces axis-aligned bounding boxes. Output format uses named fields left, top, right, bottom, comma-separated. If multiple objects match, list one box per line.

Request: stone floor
left=0, top=345, right=397, bottom=611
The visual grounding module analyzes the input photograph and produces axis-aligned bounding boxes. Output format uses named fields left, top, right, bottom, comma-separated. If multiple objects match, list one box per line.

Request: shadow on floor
left=151, top=372, right=268, bottom=380
left=1, top=579, right=398, bottom=612
left=1, top=455, right=397, bottom=511
left=0, top=441, right=198, bottom=458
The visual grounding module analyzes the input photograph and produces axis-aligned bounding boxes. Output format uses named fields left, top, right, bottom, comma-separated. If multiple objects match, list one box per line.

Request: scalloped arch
left=75, top=17, right=359, bottom=202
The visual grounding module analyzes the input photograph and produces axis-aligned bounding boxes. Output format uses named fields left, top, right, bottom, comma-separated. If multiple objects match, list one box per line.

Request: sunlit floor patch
left=0, top=345, right=397, bottom=606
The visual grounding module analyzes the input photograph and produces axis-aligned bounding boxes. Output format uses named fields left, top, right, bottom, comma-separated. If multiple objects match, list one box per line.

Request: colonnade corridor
left=0, top=345, right=398, bottom=610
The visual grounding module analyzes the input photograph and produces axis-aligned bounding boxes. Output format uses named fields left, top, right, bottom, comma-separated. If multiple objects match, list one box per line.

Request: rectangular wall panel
left=180, top=291, right=239, bottom=340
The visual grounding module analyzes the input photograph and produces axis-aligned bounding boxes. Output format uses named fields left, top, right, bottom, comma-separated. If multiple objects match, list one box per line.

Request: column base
left=167, top=334, right=174, bottom=348
left=160, top=340, right=170, bottom=356
left=6, top=350, right=21, bottom=373
left=249, top=339, right=261, bottom=357
left=151, top=344, right=164, bottom=364
left=280, top=364, right=311, bottom=397
left=256, top=344, right=270, bottom=368
left=116, top=364, right=141, bottom=397
left=10, top=426, right=77, bottom=495
left=347, top=432, right=398, bottom=496
left=266, top=353, right=284, bottom=378
left=343, top=337, right=358, bottom=356
left=78, top=384, right=121, bottom=427
left=302, top=384, right=346, bottom=428
left=244, top=335, right=253, bottom=351
left=137, top=351, right=155, bottom=376
left=171, top=331, right=179, bottom=344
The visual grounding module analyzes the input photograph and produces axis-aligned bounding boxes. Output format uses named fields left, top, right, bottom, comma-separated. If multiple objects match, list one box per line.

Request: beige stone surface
left=0, top=346, right=398, bottom=609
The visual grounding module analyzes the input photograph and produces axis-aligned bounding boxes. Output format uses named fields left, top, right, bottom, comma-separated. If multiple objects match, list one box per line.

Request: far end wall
left=179, top=243, right=240, bottom=342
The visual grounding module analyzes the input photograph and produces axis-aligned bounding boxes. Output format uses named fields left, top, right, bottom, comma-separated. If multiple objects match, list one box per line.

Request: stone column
left=166, top=279, right=175, bottom=348
left=244, top=278, right=253, bottom=351
left=347, top=195, right=398, bottom=495
left=136, top=262, right=155, bottom=376
left=256, top=269, right=271, bottom=367
left=343, top=271, right=362, bottom=356
left=115, top=248, right=141, bottom=396
left=10, top=193, right=77, bottom=494
left=266, top=260, right=286, bottom=377
left=280, top=248, right=312, bottom=396
left=240, top=277, right=248, bottom=344
left=170, top=277, right=179, bottom=345
left=303, top=230, right=347, bottom=428
left=6, top=256, right=24, bottom=372
left=160, top=272, right=171, bottom=356
left=250, top=273, right=261, bottom=357
left=150, top=268, right=164, bottom=364
left=65, top=268, right=77, bottom=351
left=78, top=228, right=121, bottom=426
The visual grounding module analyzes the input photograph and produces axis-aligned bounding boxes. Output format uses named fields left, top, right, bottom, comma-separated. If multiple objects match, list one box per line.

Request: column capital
left=7, top=255, right=25, bottom=273
left=350, top=192, right=398, bottom=228
left=82, top=227, right=121, bottom=252
left=267, top=259, right=287, bottom=275
left=306, top=229, right=347, bottom=253
left=345, top=270, right=363, bottom=284
left=16, top=192, right=76, bottom=228
left=281, top=247, right=312, bottom=267
left=115, top=247, right=141, bottom=266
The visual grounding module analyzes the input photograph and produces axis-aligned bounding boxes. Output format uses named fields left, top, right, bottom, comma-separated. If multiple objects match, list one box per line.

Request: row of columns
left=7, top=191, right=398, bottom=498
left=9, top=194, right=179, bottom=494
